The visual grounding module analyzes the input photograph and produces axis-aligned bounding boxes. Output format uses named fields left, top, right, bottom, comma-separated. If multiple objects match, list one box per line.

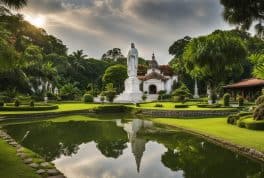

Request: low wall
left=137, top=108, right=238, bottom=117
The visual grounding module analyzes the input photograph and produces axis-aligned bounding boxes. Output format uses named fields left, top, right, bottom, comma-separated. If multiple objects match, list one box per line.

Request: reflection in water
left=116, top=119, right=153, bottom=172
left=3, top=116, right=264, bottom=178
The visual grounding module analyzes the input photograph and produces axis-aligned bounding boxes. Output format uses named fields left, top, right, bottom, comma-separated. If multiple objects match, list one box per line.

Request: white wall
left=143, top=79, right=165, bottom=94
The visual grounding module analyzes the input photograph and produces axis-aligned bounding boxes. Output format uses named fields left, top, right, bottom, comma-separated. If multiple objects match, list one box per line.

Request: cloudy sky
left=18, top=0, right=235, bottom=64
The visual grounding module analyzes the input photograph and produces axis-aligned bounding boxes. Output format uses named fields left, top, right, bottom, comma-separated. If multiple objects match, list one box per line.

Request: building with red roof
left=223, top=78, right=264, bottom=100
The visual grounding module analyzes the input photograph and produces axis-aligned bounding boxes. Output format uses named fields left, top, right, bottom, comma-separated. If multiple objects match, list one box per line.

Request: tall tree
left=102, top=64, right=127, bottom=93
left=183, top=31, right=247, bottom=96
left=220, top=0, right=264, bottom=38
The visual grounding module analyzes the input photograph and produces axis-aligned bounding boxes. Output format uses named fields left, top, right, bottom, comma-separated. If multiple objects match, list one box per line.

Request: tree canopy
left=183, top=31, right=248, bottom=90
left=220, top=0, right=264, bottom=38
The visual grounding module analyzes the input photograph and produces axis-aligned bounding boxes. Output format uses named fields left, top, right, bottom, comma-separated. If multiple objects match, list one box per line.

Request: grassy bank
left=153, top=117, right=264, bottom=152
left=0, top=139, right=39, bottom=178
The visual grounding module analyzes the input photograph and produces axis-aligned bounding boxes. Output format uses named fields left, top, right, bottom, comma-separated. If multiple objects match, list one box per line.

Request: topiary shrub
left=142, top=94, right=147, bottom=101
left=154, top=103, right=163, bottom=108
left=227, top=114, right=240, bottom=125
left=223, top=93, right=230, bottom=106
left=83, top=94, right=94, bottom=103
left=256, top=95, right=264, bottom=105
left=172, top=83, right=191, bottom=103
left=29, top=100, right=34, bottom=107
left=238, top=96, right=244, bottom=107
left=14, top=99, right=20, bottom=107
left=253, top=104, right=264, bottom=120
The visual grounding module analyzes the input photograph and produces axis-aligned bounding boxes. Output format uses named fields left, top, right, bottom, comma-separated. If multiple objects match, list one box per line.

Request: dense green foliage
left=256, top=95, right=264, bottom=105
left=102, top=83, right=116, bottom=103
left=183, top=31, right=247, bottom=92
left=102, top=65, right=128, bottom=93
left=83, top=94, right=93, bottom=103
left=220, top=0, right=264, bottom=38
left=172, top=83, right=191, bottom=103
left=253, top=104, right=264, bottom=120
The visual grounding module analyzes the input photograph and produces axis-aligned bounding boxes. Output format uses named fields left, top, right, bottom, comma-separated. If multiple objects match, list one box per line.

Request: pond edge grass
left=153, top=121, right=264, bottom=163
left=0, top=129, right=65, bottom=178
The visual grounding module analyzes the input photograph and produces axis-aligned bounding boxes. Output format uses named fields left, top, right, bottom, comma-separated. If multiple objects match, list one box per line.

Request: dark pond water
left=3, top=115, right=264, bottom=178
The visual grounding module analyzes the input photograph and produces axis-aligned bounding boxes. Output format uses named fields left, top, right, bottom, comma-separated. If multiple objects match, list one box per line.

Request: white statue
left=127, top=43, right=138, bottom=77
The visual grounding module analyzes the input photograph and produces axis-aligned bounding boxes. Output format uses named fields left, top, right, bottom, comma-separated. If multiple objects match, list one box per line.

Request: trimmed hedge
left=174, top=104, right=189, bottom=108
left=0, top=105, right=59, bottom=111
left=154, top=104, right=163, bottom=108
left=245, top=121, right=264, bottom=130
left=95, top=105, right=131, bottom=113
left=197, top=104, right=222, bottom=108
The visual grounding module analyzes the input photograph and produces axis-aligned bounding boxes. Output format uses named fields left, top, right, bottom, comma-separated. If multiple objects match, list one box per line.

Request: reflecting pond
left=3, top=115, right=264, bottom=178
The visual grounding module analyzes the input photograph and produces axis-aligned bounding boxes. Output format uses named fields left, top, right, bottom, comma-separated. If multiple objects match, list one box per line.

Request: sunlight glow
left=25, top=14, right=46, bottom=28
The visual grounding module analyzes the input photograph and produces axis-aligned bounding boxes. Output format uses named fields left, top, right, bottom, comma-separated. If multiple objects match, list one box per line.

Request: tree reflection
left=96, top=140, right=127, bottom=158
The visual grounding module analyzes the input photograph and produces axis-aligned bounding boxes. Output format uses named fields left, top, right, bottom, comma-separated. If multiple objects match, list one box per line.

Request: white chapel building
left=138, top=54, right=178, bottom=101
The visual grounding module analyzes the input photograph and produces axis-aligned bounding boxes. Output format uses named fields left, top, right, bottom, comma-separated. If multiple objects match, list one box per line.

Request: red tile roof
left=223, top=78, right=264, bottom=89
left=138, top=71, right=168, bottom=81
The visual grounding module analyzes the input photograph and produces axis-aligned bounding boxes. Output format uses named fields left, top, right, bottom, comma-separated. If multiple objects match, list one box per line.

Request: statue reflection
left=116, top=119, right=153, bottom=173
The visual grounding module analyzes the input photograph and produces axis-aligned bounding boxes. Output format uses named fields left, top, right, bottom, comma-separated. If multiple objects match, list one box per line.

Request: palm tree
left=69, top=50, right=88, bottom=72
left=0, top=0, right=27, bottom=9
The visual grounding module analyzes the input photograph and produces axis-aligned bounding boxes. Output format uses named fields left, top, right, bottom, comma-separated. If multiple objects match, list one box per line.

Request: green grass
left=0, top=103, right=102, bottom=115
left=139, top=102, right=236, bottom=110
left=153, top=117, right=264, bottom=152
left=0, top=139, right=40, bottom=178
left=47, top=115, right=100, bottom=123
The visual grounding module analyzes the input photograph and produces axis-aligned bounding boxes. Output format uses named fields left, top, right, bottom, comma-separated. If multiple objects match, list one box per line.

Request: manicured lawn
left=153, top=117, right=264, bottom=152
left=139, top=102, right=237, bottom=110
left=0, top=103, right=102, bottom=115
left=0, top=139, right=39, bottom=178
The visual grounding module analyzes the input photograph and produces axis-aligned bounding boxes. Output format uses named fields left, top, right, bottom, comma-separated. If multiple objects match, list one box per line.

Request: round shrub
left=256, top=95, right=264, bottom=105
left=154, top=103, right=163, bottom=108
left=14, top=99, right=20, bottom=107
left=227, top=115, right=240, bottom=125
left=142, top=94, right=147, bottom=101
left=253, top=104, right=264, bottom=120
left=83, top=94, right=94, bottom=103
left=29, top=100, right=34, bottom=107
left=223, top=93, right=230, bottom=106
left=238, top=96, right=244, bottom=107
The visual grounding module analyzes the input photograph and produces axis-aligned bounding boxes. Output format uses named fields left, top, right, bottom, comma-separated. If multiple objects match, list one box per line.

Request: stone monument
left=114, top=43, right=143, bottom=103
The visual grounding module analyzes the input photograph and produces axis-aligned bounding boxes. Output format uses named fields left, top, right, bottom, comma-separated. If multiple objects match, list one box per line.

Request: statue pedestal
left=114, top=77, right=143, bottom=103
